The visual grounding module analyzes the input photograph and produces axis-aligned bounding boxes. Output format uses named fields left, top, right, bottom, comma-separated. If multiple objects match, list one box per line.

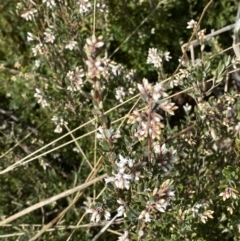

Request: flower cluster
left=66, top=67, right=85, bottom=92
left=117, top=230, right=130, bottom=241
left=147, top=48, right=172, bottom=68
left=138, top=179, right=175, bottom=223
left=137, top=78, right=168, bottom=101
left=78, top=0, right=91, bottom=14
left=153, top=143, right=177, bottom=172
left=51, top=116, right=68, bottom=133
left=186, top=19, right=198, bottom=30
left=44, top=26, right=55, bottom=43
left=96, top=126, right=121, bottom=141
left=34, top=88, right=49, bottom=108
left=128, top=110, right=164, bottom=141
left=199, top=210, right=214, bottom=224
left=219, top=187, right=238, bottom=201
left=86, top=205, right=111, bottom=223
left=105, top=155, right=134, bottom=190
left=65, top=40, right=77, bottom=51
left=42, top=0, right=56, bottom=9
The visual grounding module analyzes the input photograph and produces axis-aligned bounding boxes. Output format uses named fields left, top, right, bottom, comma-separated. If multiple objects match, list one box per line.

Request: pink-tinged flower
left=199, top=210, right=214, bottom=224
left=86, top=57, right=104, bottom=79
left=219, top=187, right=238, bottom=201
left=86, top=35, right=104, bottom=58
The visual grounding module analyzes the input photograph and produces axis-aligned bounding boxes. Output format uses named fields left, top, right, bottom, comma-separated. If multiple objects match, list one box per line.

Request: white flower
left=66, top=67, right=84, bottom=92
left=152, top=83, right=168, bottom=101
left=65, top=40, right=77, bottom=50
left=32, top=43, right=43, bottom=56
left=187, top=19, right=197, bottom=29
left=96, top=3, right=108, bottom=13
left=34, top=88, right=49, bottom=108
left=183, top=103, right=192, bottom=113
left=21, top=8, right=37, bottom=21
left=147, top=48, right=162, bottom=68
left=51, top=116, right=68, bottom=133
left=44, top=27, right=55, bottom=43
left=163, top=51, right=172, bottom=61
left=118, top=230, right=130, bottom=241
left=42, top=0, right=56, bottom=8
left=117, top=199, right=127, bottom=217
left=78, top=0, right=91, bottom=13
left=115, top=87, right=126, bottom=103
left=96, top=126, right=121, bottom=140
left=35, top=60, right=41, bottom=68
left=105, top=155, right=134, bottom=190
left=128, top=87, right=134, bottom=95
left=86, top=206, right=111, bottom=223
left=138, top=210, right=151, bottom=222
left=199, top=210, right=214, bottom=224
left=27, top=32, right=37, bottom=42
left=155, top=199, right=169, bottom=212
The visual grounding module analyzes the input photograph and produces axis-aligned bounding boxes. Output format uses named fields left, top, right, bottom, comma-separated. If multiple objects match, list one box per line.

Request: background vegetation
left=0, top=0, right=240, bottom=240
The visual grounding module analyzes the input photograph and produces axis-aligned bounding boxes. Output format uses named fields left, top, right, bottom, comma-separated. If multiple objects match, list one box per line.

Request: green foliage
left=1, top=0, right=240, bottom=241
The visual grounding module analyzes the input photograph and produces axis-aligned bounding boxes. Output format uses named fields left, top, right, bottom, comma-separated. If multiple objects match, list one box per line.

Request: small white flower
left=115, top=87, right=126, bottom=103
left=138, top=210, right=151, bottom=222
left=183, top=103, right=192, bottom=113
left=147, top=48, right=162, bottom=68
left=66, top=67, right=84, bottom=92
left=32, top=43, right=43, bottom=56
left=65, top=40, right=77, bottom=50
left=78, top=0, right=91, bottom=13
left=21, top=9, right=37, bottom=21
left=27, top=32, right=37, bottom=42
left=155, top=199, right=168, bottom=212
left=187, top=19, right=197, bottom=29
left=118, top=230, right=130, bottom=241
left=105, top=155, right=134, bottom=190
left=34, top=88, right=49, bottom=108
left=51, top=116, right=68, bottom=133
left=42, top=0, right=56, bottom=9
left=96, top=126, right=121, bottom=141
left=35, top=60, right=41, bottom=68
left=86, top=206, right=111, bottom=223
left=128, top=87, right=134, bottom=95
left=163, top=51, right=172, bottom=61
left=44, top=27, right=55, bottom=43
left=199, top=210, right=214, bottom=224
left=117, top=199, right=127, bottom=217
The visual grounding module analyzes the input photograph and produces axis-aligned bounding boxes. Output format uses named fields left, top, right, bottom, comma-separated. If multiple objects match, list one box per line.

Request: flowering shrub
left=1, top=1, right=240, bottom=241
